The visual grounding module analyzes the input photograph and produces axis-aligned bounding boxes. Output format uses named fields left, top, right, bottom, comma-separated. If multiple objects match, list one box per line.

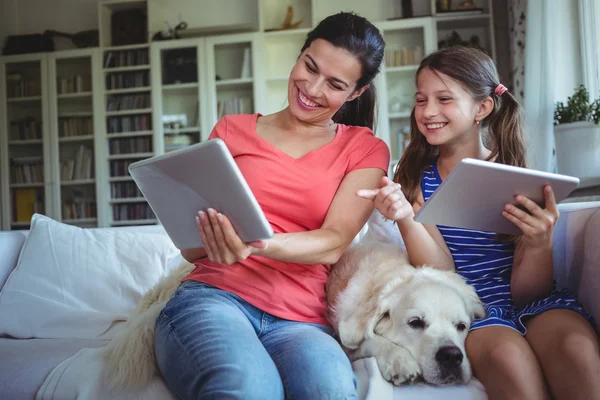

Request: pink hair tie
left=495, top=83, right=508, bottom=97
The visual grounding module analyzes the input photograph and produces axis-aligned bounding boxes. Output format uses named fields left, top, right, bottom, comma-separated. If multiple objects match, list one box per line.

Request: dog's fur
left=103, top=261, right=195, bottom=390
left=104, top=243, right=484, bottom=390
left=327, top=242, right=485, bottom=386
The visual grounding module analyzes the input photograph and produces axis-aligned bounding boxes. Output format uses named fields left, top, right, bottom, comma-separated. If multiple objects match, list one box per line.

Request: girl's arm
left=357, top=177, right=455, bottom=271
left=198, top=168, right=386, bottom=265
left=504, top=186, right=558, bottom=307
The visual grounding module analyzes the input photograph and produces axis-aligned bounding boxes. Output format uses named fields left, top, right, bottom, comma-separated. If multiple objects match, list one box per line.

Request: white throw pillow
left=0, top=214, right=180, bottom=339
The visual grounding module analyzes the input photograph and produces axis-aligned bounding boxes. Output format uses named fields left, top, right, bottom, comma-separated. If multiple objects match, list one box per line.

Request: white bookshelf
left=0, top=53, right=51, bottom=231
left=48, top=48, right=103, bottom=228
left=151, top=38, right=205, bottom=155
left=205, top=33, right=258, bottom=132
left=0, top=0, right=497, bottom=230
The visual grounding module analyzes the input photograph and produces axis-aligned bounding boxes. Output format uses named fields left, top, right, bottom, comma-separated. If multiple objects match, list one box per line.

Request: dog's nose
left=435, top=346, right=463, bottom=368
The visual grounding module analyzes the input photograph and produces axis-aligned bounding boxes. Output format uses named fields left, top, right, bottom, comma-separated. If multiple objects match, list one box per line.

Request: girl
left=155, top=12, right=389, bottom=400
left=358, top=46, right=600, bottom=399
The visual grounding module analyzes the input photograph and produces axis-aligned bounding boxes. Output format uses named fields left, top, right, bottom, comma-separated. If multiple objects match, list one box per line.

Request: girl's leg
left=524, top=309, right=600, bottom=400
left=466, top=326, right=549, bottom=400
left=261, top=321, right=357, bottom=400
left=155, top=281, right=284, bottom=400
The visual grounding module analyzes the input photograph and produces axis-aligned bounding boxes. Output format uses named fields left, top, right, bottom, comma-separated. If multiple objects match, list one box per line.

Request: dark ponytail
left=486, top=90, right=527, bottom=168
left=333, top=85, right=378, bottom=131
left=301, top=12, right=385, bottom=130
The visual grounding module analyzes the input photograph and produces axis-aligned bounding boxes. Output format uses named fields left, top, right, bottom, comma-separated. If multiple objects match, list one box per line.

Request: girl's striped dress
left=421, top=162, right=591, bottom=334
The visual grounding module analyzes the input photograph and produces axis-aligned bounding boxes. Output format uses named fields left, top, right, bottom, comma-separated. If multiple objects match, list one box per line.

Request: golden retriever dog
left=103, top=260, right=195, bottom=390
left=327, top=242, right=485, bottom=386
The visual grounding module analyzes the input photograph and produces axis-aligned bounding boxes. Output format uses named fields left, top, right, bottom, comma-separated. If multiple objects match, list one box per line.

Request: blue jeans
left=155, top=280, right=357, bottom=400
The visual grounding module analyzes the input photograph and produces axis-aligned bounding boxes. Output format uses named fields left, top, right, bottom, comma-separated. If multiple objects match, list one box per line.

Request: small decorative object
left=438, top=31, right=488, bottom=54
left=456, top=0, right=477, bottom=10
left=401, top=0, right=414, bottom=18
left=553, top=85, right=600, bottom=179
left=111, top=9, right=147, bottom=46
left=280, top=6, right=303, bottom=30
left=152, top=21, right=188, bottom=41
left=438, top=0, right=452, bottom=11
left=43, top=30, right=99, bottom=48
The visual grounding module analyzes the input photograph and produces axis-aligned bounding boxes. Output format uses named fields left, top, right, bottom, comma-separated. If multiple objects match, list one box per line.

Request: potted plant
left=553, top=85, right=600, bottom=180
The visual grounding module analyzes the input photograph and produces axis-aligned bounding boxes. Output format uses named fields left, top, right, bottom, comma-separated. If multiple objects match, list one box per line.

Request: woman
left=154, top=12, right=390, bottom=399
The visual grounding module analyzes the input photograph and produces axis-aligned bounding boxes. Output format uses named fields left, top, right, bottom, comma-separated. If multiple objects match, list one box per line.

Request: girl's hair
left=300, top=12, right=385, bottom=131
left=394, top=46, right=527, bottom=204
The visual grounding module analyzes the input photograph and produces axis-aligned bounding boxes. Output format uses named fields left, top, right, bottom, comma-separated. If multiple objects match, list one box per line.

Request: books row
left=106, top=94, right=151, bottom=111
left=107, top=115, right=152, bottom=133
left=109, top=159, right=137, bottom=177
left=111, top=181, right=143, bottom=199
left=62, top=196, right=97, bottom=220
left=61, top=145, right=94, bottom=181
left=109, top=137, right=152, bottom=155
left=217, top=96, right=253, bottom=119
left=10, top=157, right=44, bottom=184
left=106, top=71, right=149, bottom=90
left=112, top=203, right=155, bottom=222
left=59, top=117, right=94, bottom=137
left=6, top=73, right=41, bottom=98
left=10, top=118, right=42, bottom=141
left=57, top=74, right=92, bottom=94
left=104, top=49, right=149, bottom=69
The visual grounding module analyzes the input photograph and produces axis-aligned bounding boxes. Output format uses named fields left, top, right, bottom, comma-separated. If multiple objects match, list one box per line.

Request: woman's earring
left=475, top=120, right=480, bottom=125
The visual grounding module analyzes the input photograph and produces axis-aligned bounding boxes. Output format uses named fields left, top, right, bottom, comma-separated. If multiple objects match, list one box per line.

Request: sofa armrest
left=553, top=202, right=600, bottom=330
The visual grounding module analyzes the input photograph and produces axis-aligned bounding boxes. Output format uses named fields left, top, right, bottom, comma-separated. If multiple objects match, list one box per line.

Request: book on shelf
left=13, top=188, right=40, bottom=223
left=59, top=117, right=93, bottom=137
left=107, top=115, right=152, bottom=133
left=217, top=96, right=253, bottom=118
left=10, top=156, right=44, bottom=184
left=109, top=136, right=152, bottom=154
left=112, top=203, right=155, bottom=222
left=104, top=49, right=149, bottom=69
left=111, top=181, right=143, bottom=199
left=106, top=94, right=150, bottom=111
left=62, top=192, right=96, bottom=220
left=57, top=75, right=91, bottom=94
left=106, top=71, right=149, bottom=90
left=6, top=73, right=41, bottom=98
left=10, top=117, right=42, bottom=140
left=61, top=145, right=93, bottom=181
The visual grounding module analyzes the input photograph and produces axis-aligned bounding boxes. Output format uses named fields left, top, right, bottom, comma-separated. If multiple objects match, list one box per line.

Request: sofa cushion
left=0, top=337, right=108, bottom=400
left=0, top=214, right=179, bottom=339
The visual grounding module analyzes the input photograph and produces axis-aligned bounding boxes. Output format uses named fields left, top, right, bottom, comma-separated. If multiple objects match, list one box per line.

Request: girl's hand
left=502, top=185, right=559, bottom=248
left=197, top=208, right=268, bottom=264
left=356, top=176, right=414, bottom=222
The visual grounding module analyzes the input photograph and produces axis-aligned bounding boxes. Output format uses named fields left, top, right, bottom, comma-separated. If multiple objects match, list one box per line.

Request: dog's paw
left=377, top=346, right=422, bottom=386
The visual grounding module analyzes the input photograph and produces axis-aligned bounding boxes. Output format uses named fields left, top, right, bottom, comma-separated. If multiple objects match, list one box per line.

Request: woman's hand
left=502, top=185, right=559, bottom=248
left=356, top=176, right=414, bottom=222
left=197, top=208, right=268, bottom=264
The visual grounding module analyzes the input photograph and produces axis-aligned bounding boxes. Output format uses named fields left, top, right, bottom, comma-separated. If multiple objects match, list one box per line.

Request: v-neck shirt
left=185, top=113, right=390, bottom=325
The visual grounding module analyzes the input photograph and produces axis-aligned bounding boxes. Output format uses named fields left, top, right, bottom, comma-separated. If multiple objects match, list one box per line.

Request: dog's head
left=369, top=267, right=484, bottom=385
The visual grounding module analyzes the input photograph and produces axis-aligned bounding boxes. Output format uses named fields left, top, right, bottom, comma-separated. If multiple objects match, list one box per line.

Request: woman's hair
left=300, top=12, right=385, bottom=131
left=394, top=46, right=527, bottom=204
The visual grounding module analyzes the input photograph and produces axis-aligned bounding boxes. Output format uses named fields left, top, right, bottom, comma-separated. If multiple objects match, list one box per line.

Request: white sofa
left=1, top=202, right=599, bottom=400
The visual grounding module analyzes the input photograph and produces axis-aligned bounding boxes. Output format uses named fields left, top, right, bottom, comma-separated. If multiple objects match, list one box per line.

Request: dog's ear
left=365, top=273, right=412, bottom=339
left=443, top=272, right=485, bottom=320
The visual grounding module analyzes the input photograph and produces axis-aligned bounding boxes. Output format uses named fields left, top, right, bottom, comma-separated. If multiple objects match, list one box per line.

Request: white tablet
left=413, top=158, right=580, bottom=235
left=128, top=139, right=274, bottom=249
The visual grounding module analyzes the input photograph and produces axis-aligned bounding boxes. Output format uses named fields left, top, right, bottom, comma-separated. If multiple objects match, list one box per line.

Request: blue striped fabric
left=421, top=163, right=592, bottom=334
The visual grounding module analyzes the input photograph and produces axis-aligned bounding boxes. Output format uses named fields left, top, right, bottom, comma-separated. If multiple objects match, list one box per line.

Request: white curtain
left=522, top=0, right=557, bottom=172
